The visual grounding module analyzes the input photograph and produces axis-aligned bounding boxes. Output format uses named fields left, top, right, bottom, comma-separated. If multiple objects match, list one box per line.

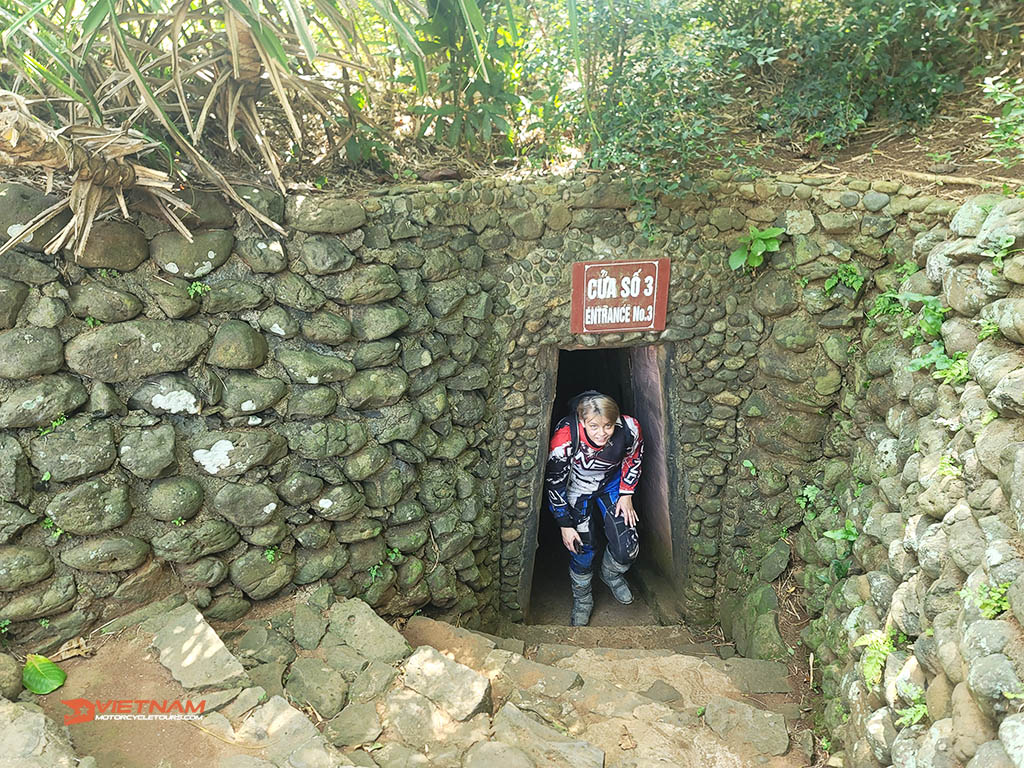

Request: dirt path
left=35, top=630, right=245, bottom=768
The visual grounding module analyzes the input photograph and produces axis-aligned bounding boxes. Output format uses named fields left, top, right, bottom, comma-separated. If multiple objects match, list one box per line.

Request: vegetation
left=978, top=320, right=1002, bottom=341
left=0, top=0, right=1019, bottom=256
left=824, top=263, right=864, bottom=296
left=961, top=581, right=1012, bottom=619
left=795, top=484, right=821, bottom=511
left=854, top=627, right=906, bottom=687
left=980, top=75, right=1024, bottom=168
left=937, top=454, right=962, bottom=478
left=823, top=520, right=858, bottom=542
left=36, top=413, right=66, bottom=437
left=908, top=340, right=969, bottom=385
left=188, top=281, right=211, bottom=300
left=41, top=517, right=64, bottom=541
left=895, top=686, right=929, bottom=727
left=729, top=226, right=784, bottom=271
left=982, top=233, right=1021, bottom=275
left=22, top=653, right=66, bottom=694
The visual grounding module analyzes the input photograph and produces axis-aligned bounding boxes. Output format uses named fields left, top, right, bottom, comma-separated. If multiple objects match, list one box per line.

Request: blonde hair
left=576, top=393, right=620, bottom=424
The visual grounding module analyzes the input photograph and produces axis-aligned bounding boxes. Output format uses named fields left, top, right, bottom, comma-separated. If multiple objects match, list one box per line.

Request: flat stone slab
left=219, top=757, right=276, bottom=768
left=493, top=702, right=604, bottom=768
left=567, top=677, right=659, bottom=719
left=708, top=657, right=793, bottom=694
left=403, top=646, right=491, bottom=721
left=485, top=649, right=583, bottom=700
left=232, top=695, right=353, bottom=767
left=504, top=623, right=701, bottom=653
left=327, top=598, right=410, bottom=663
left=325, top=701, right=383, bottom=747
left=151, top=603, right=249, bottom=690
left=102, top=593, right=186, bottom=634
left=402, top=616, right=496, bottom=669
left=704, top=695, right=789, bottom=756
left=463, top=741, right=535, bottom=768
left=382, top=687, right=488, bottom=750
left=220, top=686, right=267, bottom=722
left=0, top=698, right=95, bottom=767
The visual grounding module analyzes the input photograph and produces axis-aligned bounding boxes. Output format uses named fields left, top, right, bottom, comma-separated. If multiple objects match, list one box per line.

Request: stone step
left=500, top=622, right=715, bottom=655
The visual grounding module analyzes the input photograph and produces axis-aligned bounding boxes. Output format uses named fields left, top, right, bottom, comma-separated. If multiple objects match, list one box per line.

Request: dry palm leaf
left=50, top=636, right=94, bottom=662
left=0, top=103, right=188, bottom=259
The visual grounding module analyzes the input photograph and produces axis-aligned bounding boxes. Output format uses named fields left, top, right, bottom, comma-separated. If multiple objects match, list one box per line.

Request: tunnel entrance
left=527, top=346, right=672, bottom=626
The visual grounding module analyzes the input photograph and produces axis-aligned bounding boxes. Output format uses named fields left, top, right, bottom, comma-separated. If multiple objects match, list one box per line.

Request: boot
left=600, top=549, right=634, bottom=605
left=569, top=569, right=594, bottom=626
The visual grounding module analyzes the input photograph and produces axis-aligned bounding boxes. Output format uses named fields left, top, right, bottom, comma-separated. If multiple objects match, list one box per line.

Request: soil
left=298, top=81, right=1024, bottom=202
left=34, top=629, right=247, bottom=768
left=719, top=89, right=1018, bottom=197
left=772, top=565, right=825, bottom=766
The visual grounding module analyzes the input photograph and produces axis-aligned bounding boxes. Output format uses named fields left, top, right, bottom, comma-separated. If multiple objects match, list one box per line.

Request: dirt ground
left=34, top=629, right=247, bottom=768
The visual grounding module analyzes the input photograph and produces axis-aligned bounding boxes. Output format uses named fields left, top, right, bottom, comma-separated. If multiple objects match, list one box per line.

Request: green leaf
left=448, top=112, right=463, bottom=147
left=750, top=240, right=766, bottom=257
left=760, top=227, right=786, bottom=238
left=22, top=654, right=66, bottom=694
left=81, top=0, right=111, bottom=38
left=455, top=0, right=489, bottom=83
left=729, top=249, right=747, bottom=270
left=567, top=0, right=599, bottom=143
left=1, top=0, right=50, bottom=48
left=748, top=250, right=764, bottom=267
left=365, top=0, right=425, bottom=59
left=0, top=6, right=101, bottom=121
left=502, top=0, right=519, bottom=43
left=280, top=0, right=318, bottom=62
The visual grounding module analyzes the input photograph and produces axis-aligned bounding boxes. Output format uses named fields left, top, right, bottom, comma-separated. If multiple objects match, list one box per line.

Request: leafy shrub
left=867, top=290, right=912, bottom=323
left=824, top=263, right=865, bottom=296
left=906, top=336, right=969, bottom=385
left=961, top=581, right=1011, bottom=619
left=854, top=628, right=904, bottom=687
left=980, top=76, right=1024, bottom=168
left=895, top=686, right=929, bottom=727
left=898, top=294, right=949, bottom=340
left=795, top=484, right=821, bottom=510
left=730, top=226, right=785, bottom=270
left=770, top=0, right=987, bottom=148
left=414, top=0, right=521, bottom=152
left=933, top=356, right=969, bottom=385
left=823, top=520, right=858, bottom=542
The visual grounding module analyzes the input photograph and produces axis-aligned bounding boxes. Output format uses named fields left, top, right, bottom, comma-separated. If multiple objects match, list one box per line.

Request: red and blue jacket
left=544, top=414, right=643, bottom=527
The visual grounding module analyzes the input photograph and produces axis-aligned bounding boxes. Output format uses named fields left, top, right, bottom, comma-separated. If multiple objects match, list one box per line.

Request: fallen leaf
left=51, top=636, right=93, bottom=662
left=619, top=725, right=637, bottom=750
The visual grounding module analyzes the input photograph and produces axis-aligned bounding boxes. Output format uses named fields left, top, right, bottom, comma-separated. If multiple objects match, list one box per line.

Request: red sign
left=570, top=258, right=670, bottom=334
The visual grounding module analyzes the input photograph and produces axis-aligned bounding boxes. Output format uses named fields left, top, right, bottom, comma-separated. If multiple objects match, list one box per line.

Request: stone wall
left=0, top=169, right=975, bottom=664
left=792, top=195, right=1024, bottom=767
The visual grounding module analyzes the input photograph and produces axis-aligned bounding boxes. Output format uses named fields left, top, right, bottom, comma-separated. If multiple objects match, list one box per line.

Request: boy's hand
left=615, top=496, right=638, bottom=528
left=561, top=527, right=583, bottom=553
